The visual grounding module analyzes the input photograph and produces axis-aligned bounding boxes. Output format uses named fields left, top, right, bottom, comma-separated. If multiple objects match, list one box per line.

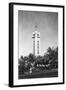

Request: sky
left=18, top=10, right=58, bottom=58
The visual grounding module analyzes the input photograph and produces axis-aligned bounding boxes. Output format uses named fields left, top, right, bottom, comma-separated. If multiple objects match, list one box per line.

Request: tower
left=32, top=25, right=40, bottom=56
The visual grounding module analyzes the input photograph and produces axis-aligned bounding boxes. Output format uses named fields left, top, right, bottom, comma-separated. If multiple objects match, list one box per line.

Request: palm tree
left=28, top=53, right=36, bottom=73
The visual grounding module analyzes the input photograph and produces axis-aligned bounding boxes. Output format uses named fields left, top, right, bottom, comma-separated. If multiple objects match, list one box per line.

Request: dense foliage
left=18, top=47, right=58, bottom=75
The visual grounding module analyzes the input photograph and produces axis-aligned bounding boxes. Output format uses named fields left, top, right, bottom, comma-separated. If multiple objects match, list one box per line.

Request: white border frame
left=13, top=4, right=63, bottom=85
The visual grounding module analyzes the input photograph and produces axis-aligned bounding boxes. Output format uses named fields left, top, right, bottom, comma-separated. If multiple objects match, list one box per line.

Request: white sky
left=18, top=10, right=58, bottom=58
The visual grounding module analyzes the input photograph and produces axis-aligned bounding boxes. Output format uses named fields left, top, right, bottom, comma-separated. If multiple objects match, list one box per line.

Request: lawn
left=19, top=68, right=58, bottom=79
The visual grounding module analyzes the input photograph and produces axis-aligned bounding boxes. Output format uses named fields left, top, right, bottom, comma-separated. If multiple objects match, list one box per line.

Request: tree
left=21, top=56, right=23, bottom=60
left=28, top=53, right=35, bottom=63
left=18, top=58, right=25, bottom=74
left=46, top=47, right=58, bottom=69
left=28, top=53, right=36, bottom=73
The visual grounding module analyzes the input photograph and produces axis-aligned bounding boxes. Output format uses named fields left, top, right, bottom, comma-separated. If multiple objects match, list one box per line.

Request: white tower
left=32, top=25, right=40, bottom=56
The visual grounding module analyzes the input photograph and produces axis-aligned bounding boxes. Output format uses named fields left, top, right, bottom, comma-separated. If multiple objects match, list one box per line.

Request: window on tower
left=33, top=41, right=35, bottom=44
left=33, top=41, right=35, bottom=48
left=37, top=50, right=39, bottom=54
left=37, top=34, right=39, bottom=37
left=37, top=34, right=40, bottom=38
left=37, top=41, right=39, bottom=44
left=33, top=34, right=35, bottom=37
left=37, top=40, right=39, bottom=54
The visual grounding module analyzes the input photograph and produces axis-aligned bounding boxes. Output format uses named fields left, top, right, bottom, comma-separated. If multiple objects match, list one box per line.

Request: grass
left=19, top=68, right=58, bottom=79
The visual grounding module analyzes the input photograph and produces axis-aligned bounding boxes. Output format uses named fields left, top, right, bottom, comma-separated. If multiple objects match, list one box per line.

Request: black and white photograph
left=18, top=10, right=58, bottom=79
left=9, top=3, right=64, bottom=87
